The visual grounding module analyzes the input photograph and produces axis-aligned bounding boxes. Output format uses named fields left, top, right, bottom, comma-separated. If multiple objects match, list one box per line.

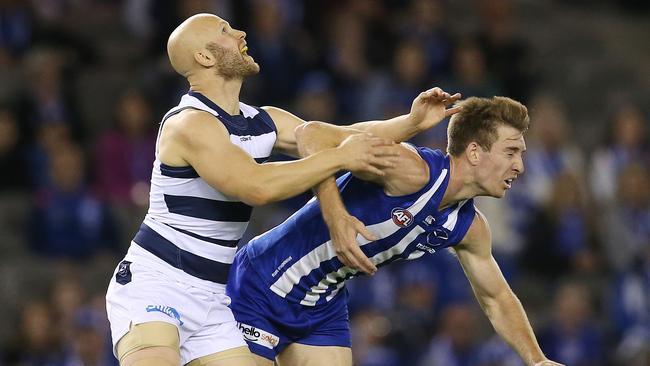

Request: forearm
left=295, top=122, right=351, bottom=218
left=244, top=147, right=346, bottom=205
left=349, top=114, right=421, bottom=142
left=480, top=290, right=546, bottom=366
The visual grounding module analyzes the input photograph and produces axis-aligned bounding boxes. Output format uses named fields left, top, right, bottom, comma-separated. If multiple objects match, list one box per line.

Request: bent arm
left=160, top=110, right=360, bottom=206
left=453, top=211, right=552, bottom=366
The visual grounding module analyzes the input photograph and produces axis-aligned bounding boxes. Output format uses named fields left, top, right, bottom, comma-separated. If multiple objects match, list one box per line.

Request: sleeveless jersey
left=131, top=91, right=277, bottom=285
left=244, top=148, right=476, bottom=306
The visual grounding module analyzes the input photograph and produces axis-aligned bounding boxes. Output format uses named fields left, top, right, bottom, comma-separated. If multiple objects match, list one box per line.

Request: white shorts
left=105, top=245, right=246, bottom=364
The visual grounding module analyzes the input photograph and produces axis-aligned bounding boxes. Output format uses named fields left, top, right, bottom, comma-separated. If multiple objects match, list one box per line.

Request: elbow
left=294, top=121, right=323, bottom=157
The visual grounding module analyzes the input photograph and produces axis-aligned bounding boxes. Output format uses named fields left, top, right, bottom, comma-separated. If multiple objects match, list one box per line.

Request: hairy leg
left=277, top=343, right=352, bottom=366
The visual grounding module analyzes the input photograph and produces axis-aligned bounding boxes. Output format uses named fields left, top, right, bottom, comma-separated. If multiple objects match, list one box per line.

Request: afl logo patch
left=391, top=208, right=413, bottom=228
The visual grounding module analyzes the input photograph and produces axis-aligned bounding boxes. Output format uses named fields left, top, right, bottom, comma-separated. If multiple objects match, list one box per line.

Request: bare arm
left=289, top=87, right=460, bottom=273
left=349, top=87, right=461, bottom=141
left=295, top=122, right=427, bottom=274
left=158, top=109, right=393, bottom=206
left=452, top=211, right=564, bottom=366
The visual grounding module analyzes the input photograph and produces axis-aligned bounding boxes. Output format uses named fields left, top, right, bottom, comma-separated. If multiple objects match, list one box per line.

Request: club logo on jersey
left=115, top=260, right=132, bottom=285
left=424, top=215, right=435, bottom=226
left=146, top=305, right=184, bottom=326
left=237, top=322, right=280, bottom=349
left=391, top=208, right=413, bottom=228
left=426, top=228, right=450, bottom=247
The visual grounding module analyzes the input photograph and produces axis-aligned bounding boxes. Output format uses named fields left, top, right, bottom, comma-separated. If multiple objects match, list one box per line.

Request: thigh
left=185, top=346, right=259, bottom=366
left=277, top=343, right=352, bottom=366
left=117, top=321, right=180, bottom=366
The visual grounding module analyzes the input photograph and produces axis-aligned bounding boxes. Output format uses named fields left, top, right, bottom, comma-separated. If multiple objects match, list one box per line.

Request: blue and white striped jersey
left=131, top=91, right=277, bottom=285
left=244, top=148, right=476, bottom=306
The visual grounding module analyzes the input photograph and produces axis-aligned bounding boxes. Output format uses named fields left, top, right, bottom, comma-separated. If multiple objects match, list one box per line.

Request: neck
left=439, top=155, right=482, bottom=209
left=187, top=72, right=243, bottom=115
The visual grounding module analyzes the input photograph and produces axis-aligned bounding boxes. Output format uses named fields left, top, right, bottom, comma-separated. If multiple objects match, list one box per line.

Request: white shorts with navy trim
left=105, top=244, right=246, bottom=364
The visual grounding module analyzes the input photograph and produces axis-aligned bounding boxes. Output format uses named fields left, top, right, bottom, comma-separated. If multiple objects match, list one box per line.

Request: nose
left=236, top=29, right=246, bottom=39
left=513, top=156, right=524, bottom=174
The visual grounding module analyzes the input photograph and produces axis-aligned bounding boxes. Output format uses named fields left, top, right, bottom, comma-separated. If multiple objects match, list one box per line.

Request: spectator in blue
left=524, top=172, right=599, bottom=279
left=591, top=103, right=649, bottom=206
left=610, top=244, right=650, bottom=365
left=419, top=303, right=482, bottom=366
left=539, top=281, right=605, bottom=366
left=600, top=163, right=650, bottom=271
left=28, top=142, right=118, bottom=259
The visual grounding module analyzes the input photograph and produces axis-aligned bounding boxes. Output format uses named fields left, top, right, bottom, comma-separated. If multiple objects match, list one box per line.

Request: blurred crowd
left=0, top=0, right=648, bottom=365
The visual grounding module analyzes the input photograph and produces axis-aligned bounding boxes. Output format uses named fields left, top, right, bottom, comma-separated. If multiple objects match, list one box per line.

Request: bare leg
left=185, top=346, right=260, bottom=366
left=277, top=343, right=352, bottom=366
left=117, top=322, right=181, bottom=366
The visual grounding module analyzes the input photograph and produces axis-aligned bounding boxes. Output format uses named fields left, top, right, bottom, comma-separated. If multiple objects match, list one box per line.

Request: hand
left=533, top=360, right=565, bottom=366
left=338, top=133, right=399, bottom=176
left=409, top=87, right=462, bottom=131
left=328, top=213, right=378, bottom=275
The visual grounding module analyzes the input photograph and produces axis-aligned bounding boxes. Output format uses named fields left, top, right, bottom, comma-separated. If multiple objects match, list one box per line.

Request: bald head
left=167, top=13, right=259, bottom=79
left=167, top=13, right=223, bottom=77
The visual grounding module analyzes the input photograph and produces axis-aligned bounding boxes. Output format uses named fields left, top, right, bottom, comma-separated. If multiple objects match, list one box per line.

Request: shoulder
left=163, top=109, right=229, bottom=144
left=261, top=106, right=304, bottom=129
left=458, top=209, right=491, bottom=250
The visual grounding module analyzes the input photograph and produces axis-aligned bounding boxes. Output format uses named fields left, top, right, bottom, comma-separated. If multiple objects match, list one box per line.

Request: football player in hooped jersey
left=105, top=12, right=464, bottom=366
left=227, top=97, right=564, bottom=366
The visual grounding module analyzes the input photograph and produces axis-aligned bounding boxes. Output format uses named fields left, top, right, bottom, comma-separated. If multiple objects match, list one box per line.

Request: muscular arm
left=295, top=122, right=427, bottom=273
left=452, top=211, right=557, bottom=366
left=158, top=110, right=389, bottom=206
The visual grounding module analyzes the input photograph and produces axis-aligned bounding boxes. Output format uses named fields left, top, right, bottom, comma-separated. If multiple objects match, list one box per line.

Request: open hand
left=338, top=133, right=399, bottom=176
left=328, top=214, right=378, bottom=275
left=409, top=87, right=462, bottom=131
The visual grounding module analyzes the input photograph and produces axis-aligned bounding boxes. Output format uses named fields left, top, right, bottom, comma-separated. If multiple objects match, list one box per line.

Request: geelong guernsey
left=244, top=148, right=476, bottom=306
left=131, top=91, right=277, bottom=285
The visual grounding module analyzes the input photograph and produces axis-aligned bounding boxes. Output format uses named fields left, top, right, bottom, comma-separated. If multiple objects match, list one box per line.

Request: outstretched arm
left=285, top=88, right=461, bottom=274
left=158, top=110, right=394, bottom=206
left=453, top=211, right=564, bottom=366
left=349, top=87, right=461, bottom=141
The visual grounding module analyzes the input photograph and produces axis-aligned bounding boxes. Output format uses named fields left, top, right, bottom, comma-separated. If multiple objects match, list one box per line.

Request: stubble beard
left=207, top=43, right=259, bottom=80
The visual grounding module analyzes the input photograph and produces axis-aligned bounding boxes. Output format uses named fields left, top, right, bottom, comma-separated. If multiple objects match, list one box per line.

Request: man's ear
left=465, top=142, right=481, bottom=166
left=194, top=49, right=216, bottom=67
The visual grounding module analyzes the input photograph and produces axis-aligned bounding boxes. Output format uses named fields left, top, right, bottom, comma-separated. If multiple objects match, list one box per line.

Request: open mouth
left=504, top=178, right=514, bottom=189
left=240, top=45, right=248, bottom=55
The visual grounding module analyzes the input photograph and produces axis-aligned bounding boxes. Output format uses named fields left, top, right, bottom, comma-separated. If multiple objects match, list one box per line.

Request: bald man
left=105, top=13, right=461, bottom=366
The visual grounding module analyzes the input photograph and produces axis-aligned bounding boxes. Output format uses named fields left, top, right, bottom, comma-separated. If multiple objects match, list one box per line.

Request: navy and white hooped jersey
left=132, top=91, right=277, bottom=285
left=244, top=148, right=476, bottom=306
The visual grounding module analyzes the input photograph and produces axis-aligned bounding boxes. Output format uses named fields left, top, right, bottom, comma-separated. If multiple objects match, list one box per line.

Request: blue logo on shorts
left=146, top=305, right=184, bottom=326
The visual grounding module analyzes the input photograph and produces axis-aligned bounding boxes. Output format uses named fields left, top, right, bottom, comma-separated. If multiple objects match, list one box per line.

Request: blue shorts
left=226, top=249, right=351, bottom=360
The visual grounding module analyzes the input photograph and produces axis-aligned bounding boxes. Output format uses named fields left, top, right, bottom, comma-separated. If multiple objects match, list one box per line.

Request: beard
left=206, top=42, right=260, bottom=79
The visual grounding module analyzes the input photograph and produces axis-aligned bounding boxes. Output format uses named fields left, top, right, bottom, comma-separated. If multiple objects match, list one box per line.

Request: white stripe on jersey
left=270, top=169, right=448, bottom=300
left=150, top=161, right=239, bottom=202
left=139, top=92, right=274, bottom=278
left=145, top=212, right=249, bottom=241
left=143, top=217, right=237, bottom=263
left=443, top=199, right=469, bottom=230
left=229, top=131, right=276, bottom=159
left=300, top=225, right=426, bottom=306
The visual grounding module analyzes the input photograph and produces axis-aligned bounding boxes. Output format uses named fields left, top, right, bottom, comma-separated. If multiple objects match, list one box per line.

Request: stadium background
left=0, top=0, right=648, bottom=365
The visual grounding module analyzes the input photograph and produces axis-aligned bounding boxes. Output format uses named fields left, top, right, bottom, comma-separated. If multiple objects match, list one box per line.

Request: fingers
left=420, top=88, right=461, bottom=105
left=367, top=136, right=397, bottom=147
left=335, top=244, right=376, bottom=275
left=349, top=244, right=377, bottom=274
left=357, top=222, right=378, bottom=241
left=445, top=106, right=462, bottom=116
